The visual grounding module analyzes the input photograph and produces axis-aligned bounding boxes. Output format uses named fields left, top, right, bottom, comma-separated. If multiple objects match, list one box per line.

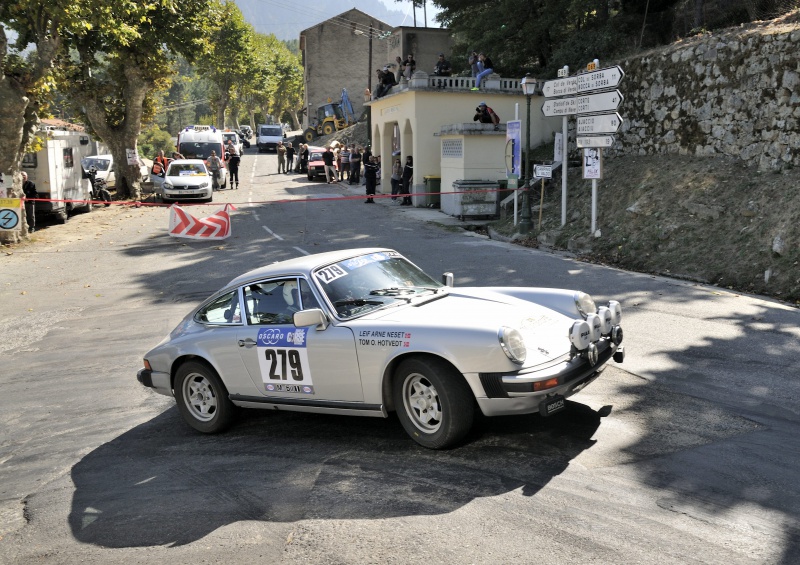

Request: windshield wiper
left=369, top=287, right=415, bottom=296
left=333, top=298, right=384, bottom=307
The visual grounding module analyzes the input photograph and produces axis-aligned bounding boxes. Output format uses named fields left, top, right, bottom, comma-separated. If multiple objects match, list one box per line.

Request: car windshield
left=313, top=252, right=443, bottom=319
left=81, top=157, right=111, bottom=171
left=259, top=126, right=282, bottom=137
left=167, top=163, right=207, bottom=176
left=223, top=133, right=238, bottom=144
left=178, top=142, right=218, bottom=160
left=310, top=152, right=324, bottom=161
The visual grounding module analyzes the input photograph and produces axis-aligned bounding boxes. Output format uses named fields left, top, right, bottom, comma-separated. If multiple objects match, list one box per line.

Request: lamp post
left=518, top=74, right=536, bottom=234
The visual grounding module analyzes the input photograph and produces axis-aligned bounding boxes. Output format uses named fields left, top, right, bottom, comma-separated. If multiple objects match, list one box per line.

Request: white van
left=22, top=129, right=97, bottom=223
left=176, top=125, right=228, bottom=188
left=256, top=124, right=285, bottom=152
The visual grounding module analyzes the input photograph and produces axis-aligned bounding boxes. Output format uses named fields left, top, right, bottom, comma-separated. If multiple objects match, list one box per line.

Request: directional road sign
left=576, top=90, right=623, bottom=114
left=576, top=66, right=625, bottom=94
left=542, top=97, right=576, bottom=117
left=543, top=77, right=577, bottom=98
left=576, top=113, right=623, bottom=135
left=577, top=136, right=615, bottom=148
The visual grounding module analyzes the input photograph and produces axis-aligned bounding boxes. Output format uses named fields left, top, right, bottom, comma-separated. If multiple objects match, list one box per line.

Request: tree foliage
left=59, top=0, right=215, bottom=199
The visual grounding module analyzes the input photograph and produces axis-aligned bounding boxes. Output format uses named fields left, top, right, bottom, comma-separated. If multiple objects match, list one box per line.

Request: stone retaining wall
left=610, top=18, right=800, bottom=171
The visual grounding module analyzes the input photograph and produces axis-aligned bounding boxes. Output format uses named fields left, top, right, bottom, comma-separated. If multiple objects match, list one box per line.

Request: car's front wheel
left=174, top=360, right=236, bottom=433
left=393, top=357, right=474, bottom=449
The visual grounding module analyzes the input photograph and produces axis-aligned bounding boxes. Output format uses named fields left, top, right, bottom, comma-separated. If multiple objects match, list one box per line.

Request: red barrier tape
left=20, top=185, right=520, bottom=208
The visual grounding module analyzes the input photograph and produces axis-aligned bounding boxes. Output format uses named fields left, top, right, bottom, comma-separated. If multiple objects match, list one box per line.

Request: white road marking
left=263, top=226, right=284, bottom=240
left=293, top=247, right=310, bottom=255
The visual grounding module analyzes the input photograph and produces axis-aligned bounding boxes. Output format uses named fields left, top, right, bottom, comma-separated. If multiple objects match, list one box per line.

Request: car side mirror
left=442, top=272, right=454, bottom=287
left=293, top=308, right=329, bottom=330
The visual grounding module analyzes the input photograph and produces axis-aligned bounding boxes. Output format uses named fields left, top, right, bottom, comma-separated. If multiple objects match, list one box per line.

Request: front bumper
left=162, top=187, right=211, bottom=200
left=474, top=339, right=619, bottom=417
left=137, top=368, right=172, bottom=397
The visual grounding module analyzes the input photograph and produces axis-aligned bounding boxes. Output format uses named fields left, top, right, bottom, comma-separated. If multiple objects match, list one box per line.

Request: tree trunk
left=694, top=0, right=704, bottom=29
left=291, top=111, right=301, bottom=131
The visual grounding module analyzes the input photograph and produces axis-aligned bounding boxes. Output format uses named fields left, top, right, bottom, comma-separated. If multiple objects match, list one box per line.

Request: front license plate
left=539, top=395, right=565, bottom=417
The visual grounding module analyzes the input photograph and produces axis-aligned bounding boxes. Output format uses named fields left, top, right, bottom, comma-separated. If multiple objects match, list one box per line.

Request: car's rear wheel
left=393, top=357, right=474, bottom=449
left=174, top=360, right=236, bottom=433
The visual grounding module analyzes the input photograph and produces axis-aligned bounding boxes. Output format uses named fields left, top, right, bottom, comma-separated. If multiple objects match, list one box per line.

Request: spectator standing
left=207, top=150, right=223, bottom=190
left=390, top=158, right=402, bottom=201
left=469, top=51, right=480, bottom=77
left=334, top=144, right=342, bottom=177
left=340, top=145, right=351, bottom=181
left=375, top=155, right=382, bottom=186
left=152, top=149, right=169, bottom=177
left=363, top=156, right=379, bottom=203
left=300, top=144, right=309, bottom=173
left=473, top=53, right=494, bottom=90
left=285, top=142, right=295, bottom=174
left=402, top=53, right=416, bottom=79
left=21, top=171, right=37, bottom=233
left=349, top=146, right=361, bottom=185
left=277, top=141, right=286, bottom=173
left=322, top=145, right=336, bottom=183
left=400, top=155, right=413, bottom=206
left=362, top=145, right=372, bottom=185
left=227, top=147, right=241, bottom=189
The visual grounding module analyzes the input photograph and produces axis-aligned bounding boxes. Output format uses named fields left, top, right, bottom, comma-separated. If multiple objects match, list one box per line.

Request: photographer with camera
left=433, top=53, right=452, bottom=77
left=474, top=102, right=500, bottom=131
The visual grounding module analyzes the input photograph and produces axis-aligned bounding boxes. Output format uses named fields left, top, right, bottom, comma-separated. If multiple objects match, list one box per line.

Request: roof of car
left=225, top=247, right=393, bottom=289
left=168, top=159, right=206, bottom=165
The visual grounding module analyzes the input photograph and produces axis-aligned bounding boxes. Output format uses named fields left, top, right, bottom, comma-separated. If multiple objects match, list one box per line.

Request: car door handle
left=238, top=338, right=256, bottom=347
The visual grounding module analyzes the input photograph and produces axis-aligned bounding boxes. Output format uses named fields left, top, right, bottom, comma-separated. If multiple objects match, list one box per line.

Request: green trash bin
left=424, top=176, right=441, bottom=208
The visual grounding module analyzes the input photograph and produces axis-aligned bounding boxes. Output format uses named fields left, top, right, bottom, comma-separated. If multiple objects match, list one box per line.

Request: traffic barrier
left=168, top=203, right=236, bottom=240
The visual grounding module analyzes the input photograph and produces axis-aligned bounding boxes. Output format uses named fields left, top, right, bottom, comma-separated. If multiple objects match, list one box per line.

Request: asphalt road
left=1, top=147, right=799, bottom=564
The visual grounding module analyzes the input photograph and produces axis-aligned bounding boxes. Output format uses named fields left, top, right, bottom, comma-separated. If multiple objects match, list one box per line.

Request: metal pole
left=561, top=114, right=568, bottom=226
left=367, top=25, right=373, bottom=146
left=591, top=178, right=598, bottom=234
left=518, top=93, right=533, bottom=233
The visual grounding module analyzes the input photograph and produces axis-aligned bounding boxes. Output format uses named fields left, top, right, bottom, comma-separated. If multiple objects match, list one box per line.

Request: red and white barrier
left=168, top=203, right=236, bottom=240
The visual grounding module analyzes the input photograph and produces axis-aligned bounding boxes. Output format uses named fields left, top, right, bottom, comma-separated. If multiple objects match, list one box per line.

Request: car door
left=235, top=277, right=364, bottom=402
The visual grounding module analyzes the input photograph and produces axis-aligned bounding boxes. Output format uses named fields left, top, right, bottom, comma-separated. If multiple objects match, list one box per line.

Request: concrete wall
left=300, top=9, right=392, bottom=129
left=612, top=20, right=800, bottom=171
left=378, top=28, right=455, bottom=78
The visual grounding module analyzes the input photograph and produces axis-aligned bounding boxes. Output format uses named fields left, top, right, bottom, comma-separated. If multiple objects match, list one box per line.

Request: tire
left=322, top=122, right=335, bottom=136
left=174, top=360, right=236, bottom=434
left=393, top=356, right=474, bottom=449
left=55, top=209, right=68, bottom=224
left=303, top=128, right=317, bottom=143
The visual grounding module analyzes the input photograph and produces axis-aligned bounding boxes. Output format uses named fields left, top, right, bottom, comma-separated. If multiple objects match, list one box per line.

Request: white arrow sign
left=576, top=113, right=623, bottom=135
left=576, top=66, right=625, bottom=93
left=576, top=90, right=624, bottom=114
left=577, top=136, right=615, bottom=148
left=543, top=77, right=577, bottom=98
left=542, top=98, right=576, bottom=116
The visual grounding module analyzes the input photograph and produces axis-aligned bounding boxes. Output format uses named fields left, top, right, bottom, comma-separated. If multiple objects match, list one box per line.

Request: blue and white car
left=137, top=248, right=624, bottom=448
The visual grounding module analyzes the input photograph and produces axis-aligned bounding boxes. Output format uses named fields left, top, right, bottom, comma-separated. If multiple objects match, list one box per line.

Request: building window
left=442, top=139, right=463, bottom=159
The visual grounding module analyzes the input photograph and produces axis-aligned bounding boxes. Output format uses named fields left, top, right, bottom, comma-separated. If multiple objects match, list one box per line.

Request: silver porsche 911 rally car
left=137, top=248, right=625, bottom=449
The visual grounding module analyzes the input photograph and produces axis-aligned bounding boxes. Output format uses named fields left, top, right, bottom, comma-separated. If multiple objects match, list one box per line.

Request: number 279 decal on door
left=256, top=327, right=314, bottom=394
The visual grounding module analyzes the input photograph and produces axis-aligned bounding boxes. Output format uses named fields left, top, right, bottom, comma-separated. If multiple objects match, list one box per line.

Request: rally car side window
left=196, top=290, right=241, bottom=325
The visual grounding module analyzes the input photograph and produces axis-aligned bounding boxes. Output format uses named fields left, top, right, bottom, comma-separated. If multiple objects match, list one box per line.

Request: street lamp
left=518, top=74, right=536, bottom=234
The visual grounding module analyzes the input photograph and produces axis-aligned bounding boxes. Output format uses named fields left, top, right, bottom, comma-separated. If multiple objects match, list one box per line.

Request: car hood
left=367, top=289, right=575, bottom=365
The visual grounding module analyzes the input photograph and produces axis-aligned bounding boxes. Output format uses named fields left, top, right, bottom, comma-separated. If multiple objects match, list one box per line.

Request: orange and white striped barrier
left=168, top=203, right=236, bottom=240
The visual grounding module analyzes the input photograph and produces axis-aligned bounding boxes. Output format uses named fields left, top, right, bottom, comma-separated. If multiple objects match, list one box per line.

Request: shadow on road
left=68, top=400, right=605, bottom=548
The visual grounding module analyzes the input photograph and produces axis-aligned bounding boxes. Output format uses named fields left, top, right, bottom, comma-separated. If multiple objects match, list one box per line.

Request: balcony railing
left=371, top=71, right=525, bottom=101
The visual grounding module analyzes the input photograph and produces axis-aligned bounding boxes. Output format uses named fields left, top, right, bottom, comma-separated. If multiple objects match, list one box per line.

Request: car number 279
left=263, top=348, right=304, bottom=381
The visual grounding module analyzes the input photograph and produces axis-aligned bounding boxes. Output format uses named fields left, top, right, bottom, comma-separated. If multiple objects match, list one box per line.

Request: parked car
left=80, top=154, right=150, bottom=188
left=137, top=248, right=625, bottom=449
left=307, top=146, right=337, bottom=181
left=221, top=130, right=243, bottom=155
left=158, top=159, right=213, bottom=203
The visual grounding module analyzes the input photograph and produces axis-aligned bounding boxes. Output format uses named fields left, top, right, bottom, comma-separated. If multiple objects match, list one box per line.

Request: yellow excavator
left=303, top=89, right=358, bottom=142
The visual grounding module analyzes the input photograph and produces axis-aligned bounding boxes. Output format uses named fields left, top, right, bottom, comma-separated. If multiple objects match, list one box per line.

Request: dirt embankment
left=494, top=153, right=799, bottom=305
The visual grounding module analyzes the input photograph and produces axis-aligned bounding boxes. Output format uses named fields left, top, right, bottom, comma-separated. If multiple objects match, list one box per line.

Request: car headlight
left=608, top=300, right=622, bottom=325
left=498, top=326, right=526, bottom=365
left=586, top=313, right=602, bottom=342
left=574, top=292, right=597, bottom=319
left=198, top=182, right=209, bottom=188
left=164, top=182, right=173, bottom=189
left=569, top=320, right=591, bottom=350
left=597, top=307, right=613, bottom=335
